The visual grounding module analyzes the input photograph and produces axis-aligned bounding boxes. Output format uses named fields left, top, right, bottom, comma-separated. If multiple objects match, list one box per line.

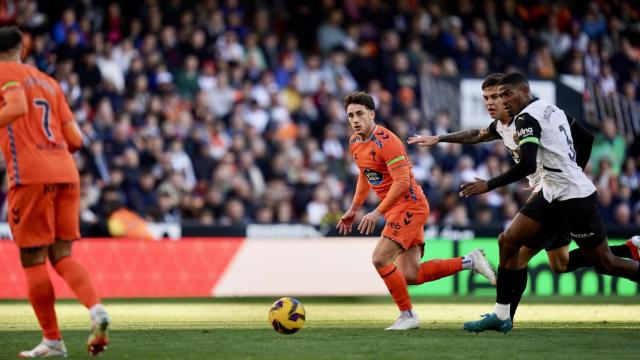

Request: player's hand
left=459, top=177, right=489, bottom=197
left=357, top=209, right=381, bottom=235
left=407, top=134, right=439, bottom=147
left=336, top=208, right=357, bottom=235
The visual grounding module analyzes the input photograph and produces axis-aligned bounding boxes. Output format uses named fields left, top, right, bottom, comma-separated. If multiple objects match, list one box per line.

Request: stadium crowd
left=1, top=0, right=639, bottom=231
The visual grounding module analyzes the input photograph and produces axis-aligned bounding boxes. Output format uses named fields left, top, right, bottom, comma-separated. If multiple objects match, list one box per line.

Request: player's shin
left=24, top=264, right=62, bottom=341
left=495, top=267, right=518, bottom=320
left=415, top=258, right=463, bottom=284
left=53, top=257, right=100, bottom=309
left=377, top=263, right=412, bottom=311
left=509, top=268, right=528, bottom=321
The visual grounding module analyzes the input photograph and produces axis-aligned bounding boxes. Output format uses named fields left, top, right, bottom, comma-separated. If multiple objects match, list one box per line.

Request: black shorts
left=555, top=192, right=607, bottom=249
left=519, top=191, right=570, bottom=251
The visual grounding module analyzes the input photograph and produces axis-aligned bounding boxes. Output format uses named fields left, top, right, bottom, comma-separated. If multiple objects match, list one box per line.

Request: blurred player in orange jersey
left=336, top=91, right=497, bottom=330
left=0, top=27, right=110, bottom=358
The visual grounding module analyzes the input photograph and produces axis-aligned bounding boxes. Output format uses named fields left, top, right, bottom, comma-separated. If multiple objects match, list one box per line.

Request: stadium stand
left=1, top=0, right=639, bottom=234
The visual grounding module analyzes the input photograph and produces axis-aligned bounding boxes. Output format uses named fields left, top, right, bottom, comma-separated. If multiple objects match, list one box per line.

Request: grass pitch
left=0, top=297, right=638, bottom=360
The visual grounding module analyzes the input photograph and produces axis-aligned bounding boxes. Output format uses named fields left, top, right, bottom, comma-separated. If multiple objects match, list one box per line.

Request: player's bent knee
left=48, top=240, right=73, bottom=266
left=498, top=232, right=508, bottom=248
left=549, top=263, right=568, bottom=274
left=401, top=269, right=418, bottom=284
left=371, top=256, right=390, bottom=269
left=19, top=246, right=48, bottom=268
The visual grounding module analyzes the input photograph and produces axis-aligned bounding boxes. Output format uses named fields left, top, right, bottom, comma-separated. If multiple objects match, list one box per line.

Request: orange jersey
left=350, top=125, right=425, bottom=205
left=0, top=62, right=79, bottom=187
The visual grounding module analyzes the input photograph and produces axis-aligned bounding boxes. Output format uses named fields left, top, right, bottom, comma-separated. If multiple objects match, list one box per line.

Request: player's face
left=482, top=86, right=503, bottom=119
left=346, top=103, right=375, bottom=137
left=499, top=84, right=527, bottom=117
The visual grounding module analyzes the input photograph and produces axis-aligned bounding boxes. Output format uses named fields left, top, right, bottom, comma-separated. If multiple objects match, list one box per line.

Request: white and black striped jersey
left=488, top=119, right=544, bottom=192
left=513, top=99, right=596, bottom=201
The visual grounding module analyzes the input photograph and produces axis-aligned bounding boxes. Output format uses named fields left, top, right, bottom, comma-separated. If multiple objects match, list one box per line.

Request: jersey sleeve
left=487, top=120, right=501, bottom=139
left=1, top=80, right=23, bottom=94
left=379, top=134, right=409, bottom=171
left=514, top=113, right=542, bottom=146
left=567, top=114, right=594, bottom=169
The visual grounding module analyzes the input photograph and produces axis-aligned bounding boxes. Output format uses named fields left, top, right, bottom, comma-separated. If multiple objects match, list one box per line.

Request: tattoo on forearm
left=438, top=129, right=498, bottom=144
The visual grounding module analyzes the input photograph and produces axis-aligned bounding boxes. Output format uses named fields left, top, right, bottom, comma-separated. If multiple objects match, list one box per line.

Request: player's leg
left=398, top=246, right=495, bottom=286
left=510, top=245, right=540, bottom=321
left=374, top=205, right=431, bottom=330
left=561, top=236, right=640, bottom=272
left=464, top=212, right=542, bottom=333
left=496, top=213, right=540, bottom=314
left=51, top=183, right=110, bottom=354
left=11, top=185, right=67, bottom=358
left=560, top=194, right=640, bottom=281
left=372, top=235, right=417, bottom=330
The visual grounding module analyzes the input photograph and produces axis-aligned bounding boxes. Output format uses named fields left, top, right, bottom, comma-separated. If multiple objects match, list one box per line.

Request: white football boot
left=468, top=249, right=497, bottom=286
left=18, top=339, right=68, bottom=358
left=384, top=310, right=420, bottom=331
left=87, top=304, right=111, bottom=356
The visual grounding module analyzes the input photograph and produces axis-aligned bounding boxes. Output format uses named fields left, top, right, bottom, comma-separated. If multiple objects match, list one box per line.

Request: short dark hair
left=344, top=91, right=375, bottom=111
left=0, top=26, right=22, bottom=53
left=481, top=73, right=504, bottom=89
left=499, top=72, right=530, bottom=88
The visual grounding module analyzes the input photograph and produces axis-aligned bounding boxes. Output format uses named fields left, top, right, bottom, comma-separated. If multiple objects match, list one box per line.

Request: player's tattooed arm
left=437, top=128, right=499, bottom=144
left=408, top=128, right=498, bottom=147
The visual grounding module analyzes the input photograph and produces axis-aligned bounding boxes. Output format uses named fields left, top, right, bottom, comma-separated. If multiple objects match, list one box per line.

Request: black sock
left=610, top=244, right=632, bottom=259
left=634, top=264, right=640, bottom=283
left=496, top=267, right=518, bottom=305
left=509, top=268, right=528, bottom=321
left=565, top=248, right=591, bottom=272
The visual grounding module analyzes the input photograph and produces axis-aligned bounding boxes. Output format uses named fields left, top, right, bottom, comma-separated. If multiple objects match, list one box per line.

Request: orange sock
left=416, top=258, right=463, bottom=284
left=53, top=257, right=100, bottom=309
left=24, top=264, right=61, bottom=340
left=377, top=263, right=412, bottom=311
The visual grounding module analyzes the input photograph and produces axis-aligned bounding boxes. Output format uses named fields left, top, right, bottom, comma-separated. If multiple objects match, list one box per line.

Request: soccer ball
left=268, top=297, right=306, bottom=334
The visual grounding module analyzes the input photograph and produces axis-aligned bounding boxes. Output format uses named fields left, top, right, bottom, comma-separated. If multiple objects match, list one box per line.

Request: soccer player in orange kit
left=337, top=91, right=496, bottom=330
left=0, top=26, right=110, bottom=357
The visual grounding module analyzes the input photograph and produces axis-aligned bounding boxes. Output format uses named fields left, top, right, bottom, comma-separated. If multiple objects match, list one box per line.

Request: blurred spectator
left=591, top=119, right=626, bottom=176
left=2, top=0, right=636, bottom=231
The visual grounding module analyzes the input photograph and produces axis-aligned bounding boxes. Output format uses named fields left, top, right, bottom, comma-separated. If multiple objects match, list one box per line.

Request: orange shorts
left=8, top=183, right=81, bottom=248
left=381, top=199, right=430, bottom=251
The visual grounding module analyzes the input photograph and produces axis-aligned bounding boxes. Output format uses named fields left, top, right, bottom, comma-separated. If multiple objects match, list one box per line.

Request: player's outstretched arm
left=0, top=87, right=27, bottom=127
left=460, top=142, right=538, bottom=197
left=407, top=128, right=498, bottom=147
left=337, top=173, right=369, bottom=235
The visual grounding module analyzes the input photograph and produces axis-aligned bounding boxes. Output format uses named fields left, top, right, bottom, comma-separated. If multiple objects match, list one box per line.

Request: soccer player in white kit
left=455, top=72, right=640, bottom=333
left=408, top=73, right=640, bottom=324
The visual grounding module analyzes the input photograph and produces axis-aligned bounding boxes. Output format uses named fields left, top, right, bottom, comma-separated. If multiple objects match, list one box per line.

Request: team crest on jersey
left=364, top=168, right=383, bottom=185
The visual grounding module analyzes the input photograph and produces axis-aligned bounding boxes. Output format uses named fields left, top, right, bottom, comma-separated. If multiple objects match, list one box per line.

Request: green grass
left=1, top=297, right=639, bottom=359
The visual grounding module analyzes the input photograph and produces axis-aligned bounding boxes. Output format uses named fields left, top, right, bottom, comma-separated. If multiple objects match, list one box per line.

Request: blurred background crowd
left=1, top=0, right=639, bottom=232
